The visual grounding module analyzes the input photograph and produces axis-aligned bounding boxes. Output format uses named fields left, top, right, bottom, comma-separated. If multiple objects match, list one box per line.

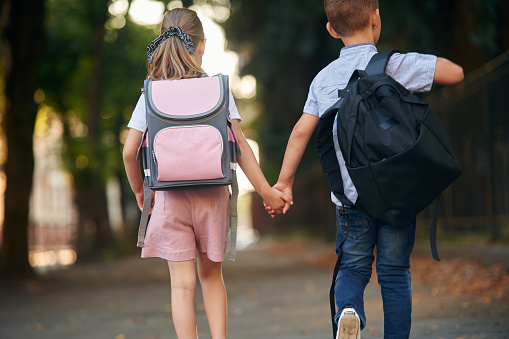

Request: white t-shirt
left=128, top=89, right=241, bottom=132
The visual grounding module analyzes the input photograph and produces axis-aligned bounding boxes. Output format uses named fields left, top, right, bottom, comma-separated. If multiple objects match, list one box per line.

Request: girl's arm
left=231, top=119, right=292, bottom=212
left=122, top=128, right=151, bottom=210
left=434, top=57, right=464, bottom=85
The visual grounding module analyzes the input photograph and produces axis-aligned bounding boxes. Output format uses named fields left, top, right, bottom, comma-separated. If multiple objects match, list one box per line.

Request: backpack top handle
left=337, top=49, right=400, bottom=98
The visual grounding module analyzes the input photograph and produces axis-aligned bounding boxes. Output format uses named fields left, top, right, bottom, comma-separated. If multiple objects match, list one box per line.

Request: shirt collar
left=339, top=43, right=377, bottom=57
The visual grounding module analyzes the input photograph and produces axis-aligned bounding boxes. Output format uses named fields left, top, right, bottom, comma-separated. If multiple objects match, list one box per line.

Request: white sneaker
left=336, top=307, right=361, bottom=339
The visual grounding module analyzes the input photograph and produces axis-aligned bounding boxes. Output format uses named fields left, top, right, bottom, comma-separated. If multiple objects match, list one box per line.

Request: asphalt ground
left=1, top=240, right=508, bottom=339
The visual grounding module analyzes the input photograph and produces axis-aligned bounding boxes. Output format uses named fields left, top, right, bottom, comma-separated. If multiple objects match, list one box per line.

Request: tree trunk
left=0, top=0, right=46, bottom=278
left=74, top=0, right=114, bottom=260
left=75, top=182, right=112, bottom=258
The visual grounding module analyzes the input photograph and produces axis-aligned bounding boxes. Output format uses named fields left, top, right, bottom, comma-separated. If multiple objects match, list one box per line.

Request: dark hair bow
left=147, top=26, right=195, bottom=63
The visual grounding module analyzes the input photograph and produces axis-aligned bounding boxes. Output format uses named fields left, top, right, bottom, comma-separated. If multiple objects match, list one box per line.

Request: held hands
left=262, top=185, right=293, bottom=218
left=263, top=182, right=293, bottom=218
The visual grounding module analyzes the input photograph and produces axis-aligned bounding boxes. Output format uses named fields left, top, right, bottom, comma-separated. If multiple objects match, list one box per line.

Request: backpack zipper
left=152, top=149, right=157, bottom=166
left=147, top=108, right=225, bottom=125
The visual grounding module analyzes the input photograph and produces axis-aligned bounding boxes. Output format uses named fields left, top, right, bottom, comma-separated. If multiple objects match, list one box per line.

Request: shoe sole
left=337, top=314, right=360, bottom=339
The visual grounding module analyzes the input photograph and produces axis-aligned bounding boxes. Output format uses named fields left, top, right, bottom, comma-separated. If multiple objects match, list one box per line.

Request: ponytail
left=147, top=8, right=205, bottom=80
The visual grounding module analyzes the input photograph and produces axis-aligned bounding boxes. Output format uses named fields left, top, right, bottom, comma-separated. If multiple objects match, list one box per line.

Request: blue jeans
left=334, top=206, right=416, bottom=339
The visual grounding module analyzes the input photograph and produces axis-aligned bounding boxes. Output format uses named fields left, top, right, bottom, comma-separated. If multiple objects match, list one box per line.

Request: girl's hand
left=135, top=190, right=155, bottom=213
left=264, top=182, right=293, bottom=218
left=262, top=187, right=293, bottom=218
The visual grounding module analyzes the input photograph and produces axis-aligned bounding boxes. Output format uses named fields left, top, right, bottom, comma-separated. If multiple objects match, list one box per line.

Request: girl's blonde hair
left=148, top=8, right=205, bottom=80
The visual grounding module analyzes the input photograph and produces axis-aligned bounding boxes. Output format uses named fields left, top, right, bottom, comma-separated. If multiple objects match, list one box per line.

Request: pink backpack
left=136, top=75, right=240, bottom=261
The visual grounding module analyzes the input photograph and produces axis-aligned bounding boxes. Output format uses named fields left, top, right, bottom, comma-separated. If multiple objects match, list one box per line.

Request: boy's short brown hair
left=324, top=0, right=379, bottom=37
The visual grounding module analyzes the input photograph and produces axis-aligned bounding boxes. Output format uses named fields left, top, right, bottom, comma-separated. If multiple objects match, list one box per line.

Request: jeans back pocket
left=337, top=208, right=369, bottom=239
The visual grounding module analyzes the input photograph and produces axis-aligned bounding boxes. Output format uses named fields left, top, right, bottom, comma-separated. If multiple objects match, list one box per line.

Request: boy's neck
left=341, top=29, right=377, bottom=48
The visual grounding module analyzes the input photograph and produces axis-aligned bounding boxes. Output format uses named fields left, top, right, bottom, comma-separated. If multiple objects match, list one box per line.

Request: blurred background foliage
left=38, top=0, right=155, bottom=259
left=225, top=0, right=509, bottom=181
left=0, top=0, right=508, bottom=277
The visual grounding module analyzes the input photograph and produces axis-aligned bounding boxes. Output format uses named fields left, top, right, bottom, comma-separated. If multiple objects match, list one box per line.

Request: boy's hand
left=264, top=182, right=293, bottom=218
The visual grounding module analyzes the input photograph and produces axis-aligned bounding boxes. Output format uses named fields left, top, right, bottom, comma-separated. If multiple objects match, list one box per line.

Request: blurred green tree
left=0, top=0, right=46, bottom=278
left=39, top=0, right=154, bottom=259
left=223, top=0, right=335, bottom=182
left=39, top=0, right=115, bottom=260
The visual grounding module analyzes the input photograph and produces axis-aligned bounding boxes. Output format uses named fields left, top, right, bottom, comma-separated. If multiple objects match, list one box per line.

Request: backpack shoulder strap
left=316, top=102, right=355, bottom=207
left=365, top=48, right=400, bottom=76
left=228, top=172, right=239, bottom=262
left=338, top=69, right=366, bottom=98
left=137, top=178, right=152, bottom=247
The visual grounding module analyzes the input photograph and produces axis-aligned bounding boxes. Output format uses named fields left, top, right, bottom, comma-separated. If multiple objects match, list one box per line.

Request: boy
left=268, top=0, right=464, bottom=338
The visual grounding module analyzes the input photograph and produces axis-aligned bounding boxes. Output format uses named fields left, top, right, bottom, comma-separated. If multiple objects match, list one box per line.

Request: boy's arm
left=434, top=57, right=464, bottom=85
left=231, top=119, right=292, bottom=212
left=273, top=113, right=319, bottom=208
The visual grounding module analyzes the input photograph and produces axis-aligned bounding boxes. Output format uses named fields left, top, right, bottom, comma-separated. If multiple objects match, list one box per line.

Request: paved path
left=0, top=240, right=508, bottom=339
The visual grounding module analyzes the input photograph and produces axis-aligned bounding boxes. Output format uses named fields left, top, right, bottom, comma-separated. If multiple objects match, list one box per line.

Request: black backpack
left=316, top=49, right=462, bottom=338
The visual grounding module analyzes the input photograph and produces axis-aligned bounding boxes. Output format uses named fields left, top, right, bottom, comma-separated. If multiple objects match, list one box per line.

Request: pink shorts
left=141, top=186, right=230, bottom=262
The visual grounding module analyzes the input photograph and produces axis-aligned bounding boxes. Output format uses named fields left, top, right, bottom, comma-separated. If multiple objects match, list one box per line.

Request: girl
left=122, top=8, right=291, bottom=339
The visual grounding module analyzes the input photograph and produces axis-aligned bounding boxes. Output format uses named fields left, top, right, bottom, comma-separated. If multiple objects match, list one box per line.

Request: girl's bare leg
left=197, top=252, right=227, bottom=339
left=168, top=260, right=198, bottom=339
